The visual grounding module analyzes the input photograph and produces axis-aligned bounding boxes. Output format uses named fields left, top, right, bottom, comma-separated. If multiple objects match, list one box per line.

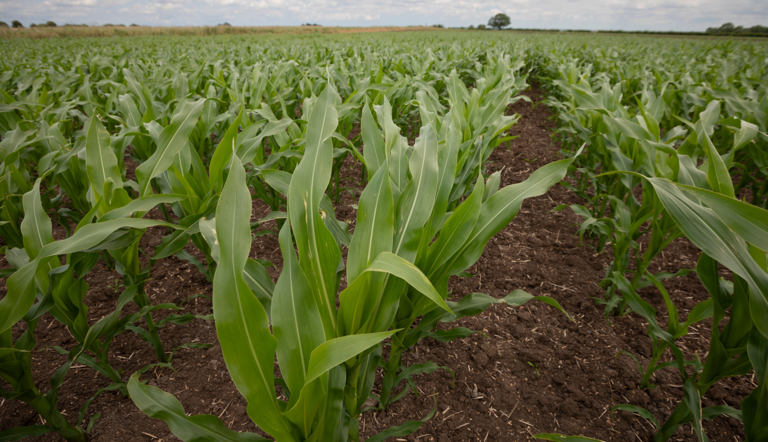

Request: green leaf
left=212, top=155, right=296, bottom=441
left=288, top=82, right=341, bottom=340
left=366, top=252, right=452, bottom=314
left=606, top=116, right=652, bottom=141
left=570, top=84, right=608, bottom=112
left=743, top=327, right=768, bottom=440
left=393, top=361, right=451, bottom=386
left=425, top=171, right=483, bottom=277
left=362, top=101, right=386, bottom=175
left=136, top=99, right=205, bottom=196
left=483, top=169, right=502, bottom=202
left=128, top=373, right=267, bottom=442
left=272, top=220, right=325, bottom=406
left=534, top=434, right=606, bottom=442
left=733, top=120, right=758, bottom=151
left=237, top=118, right=293, bottom=165
left=676, top=183, right=768, bottom=253
left=100, top=194, right=187, bottom=222
left=683, top=377, right=705, bottom=440
left=702, top=405, right=742, bottom=421
left=504, top=289, right=573, bottom=321
left=429, top=122, right=460, bottom=238
left=341, top=164, right=394, bottom=336
left=0, top=426, right=54, bottom=442
left=699, top=131, right=734, bottom=198
left=85, top=116, right=123, bottom=204
left=305, top=330, right=397, bottom=386
left=425, top=327, right=478, bottom=342
left=440, top=148, right=582, bottom=279
left=307, top=365, right=346, bottom=442
left=153, top=231, right=191, bottom=262
left=347, top=163, right=394, bottom=284
left=243, top=258, right=274, bottom=314
left=648, top=178, right=768, bottom=339
left=365, top=397, right=436, bottom=442
left=261, top=169, right=292, bottom=195
left=393, top=124, right=439, bottom=263
left=2, top=218, right=177, bottom=334
left=209, top=110, right=243, bottom=194
left=20, top=175, right=54, bottom=260
left=611, top=404, right=660, bottom=428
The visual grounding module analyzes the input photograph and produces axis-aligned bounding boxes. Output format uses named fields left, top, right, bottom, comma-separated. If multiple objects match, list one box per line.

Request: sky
left=1, top=0, right=765, bottom=31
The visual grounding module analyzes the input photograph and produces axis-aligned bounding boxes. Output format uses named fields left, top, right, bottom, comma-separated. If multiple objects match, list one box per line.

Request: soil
left=0, top=84, right=752, bottom=442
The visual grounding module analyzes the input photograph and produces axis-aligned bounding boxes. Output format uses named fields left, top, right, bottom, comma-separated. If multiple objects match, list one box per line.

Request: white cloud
left=1, top=0, right=765, bottom=29
left=119, top=0, right=186, bottom=15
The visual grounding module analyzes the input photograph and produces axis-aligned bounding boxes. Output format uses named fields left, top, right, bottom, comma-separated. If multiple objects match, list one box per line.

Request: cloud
left=119, top=0, right=187, bottom=15
left=42, top=0, right=130, bottom=5
left=1, top=0, right=765, bottom=29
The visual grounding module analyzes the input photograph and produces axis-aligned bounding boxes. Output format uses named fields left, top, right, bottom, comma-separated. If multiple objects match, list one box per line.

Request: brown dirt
left=0, top=85, right=751, bottom=442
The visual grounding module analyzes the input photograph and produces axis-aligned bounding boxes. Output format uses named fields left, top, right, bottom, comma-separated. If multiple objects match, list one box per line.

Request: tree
left=11, top=20, right=23, bottom=28
left=0, top=21, right=8, bottom=28
left=477, top=24, right=486, bottom=30
left=488, top=13, right=510, bottom=30
left=706, top=22, right=768, bottom=36
left=46, top=21, right=57, bottom=27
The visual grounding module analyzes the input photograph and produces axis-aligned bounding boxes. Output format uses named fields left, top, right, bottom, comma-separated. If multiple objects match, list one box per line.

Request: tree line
left=706, top=22, right=768, bottom=37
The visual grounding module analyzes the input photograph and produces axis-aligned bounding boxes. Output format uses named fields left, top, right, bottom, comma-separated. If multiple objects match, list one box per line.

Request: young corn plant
left=1, top=105, right=209, bottom=428
left=0, top=183, right=181, bottom=441
left=131, top=84, right=408, bottom=442
left=83, top=101, right=215, bottom=363
left=548, top=75, right=736, bottom=318
left=129, top=80, right=577, bottom=441
left=0, top=107, right=212, bottom=437
left=361, top=80, right=573, bottom=410
left=608, top=133, right=768, bottom=440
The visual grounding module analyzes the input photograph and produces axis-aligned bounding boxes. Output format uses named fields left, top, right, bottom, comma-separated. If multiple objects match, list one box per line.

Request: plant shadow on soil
left=0, top=85, right=752, bottom=442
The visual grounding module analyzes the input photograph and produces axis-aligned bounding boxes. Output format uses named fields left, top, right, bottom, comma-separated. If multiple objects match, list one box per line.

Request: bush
left=130, top=23, right=140, bottom=27
left=488, top=13, right=510, bottom=30
left=706, top=22, right=768, bottom=36
left=46, top=21, right=57, bottom=27
left=468, top=25, right=474, bottom=29
left=477, top=24, right=486, bottom=30
left=12, top=20, right=23, bottom=28
left=0, top=21, right=8, bottom=28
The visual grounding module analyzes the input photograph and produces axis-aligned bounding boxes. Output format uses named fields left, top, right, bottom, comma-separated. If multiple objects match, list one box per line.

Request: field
left=1, top=30, right=767, bottom=442
left=0, top=26, right=441, bottom=39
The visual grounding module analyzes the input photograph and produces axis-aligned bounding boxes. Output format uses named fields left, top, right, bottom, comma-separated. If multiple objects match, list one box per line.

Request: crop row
left=534, top=36, right=768, bottom=441
left=0, top=32, right=767, bottom=441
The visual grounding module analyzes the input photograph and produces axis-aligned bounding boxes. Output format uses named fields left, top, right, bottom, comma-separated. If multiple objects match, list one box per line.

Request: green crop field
left=1, top=31, right=767, bottom=442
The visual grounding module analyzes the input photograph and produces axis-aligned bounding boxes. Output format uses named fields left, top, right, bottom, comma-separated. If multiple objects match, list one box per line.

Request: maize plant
left=0, top=102, right=211, bottom=438
left=529, top=34, right=768, bottom=441
left=543, top=53, right=766, bottom=318
left=0, top=186, right=183, bottom=440
left=128, top=78, right=576, bottom=441
left=2, top=31, right=767, bottom=442
left=607, top=173, right=768, bottom=441
left=595, top=103, right=767, bottom=441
